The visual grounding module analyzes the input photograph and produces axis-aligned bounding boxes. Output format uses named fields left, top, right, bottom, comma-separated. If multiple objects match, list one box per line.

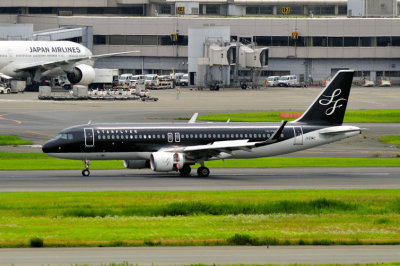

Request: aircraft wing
left=0, top=73, right=12, bottom=79
left=15, top=50, right=139, bottom=73
left=165, top=121, right=288, bottom=160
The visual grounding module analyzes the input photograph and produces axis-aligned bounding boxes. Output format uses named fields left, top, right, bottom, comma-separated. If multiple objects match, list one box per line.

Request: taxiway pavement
left=0, top=167, right=399, bottom=192
left=1, top=246, right=399, bottom=265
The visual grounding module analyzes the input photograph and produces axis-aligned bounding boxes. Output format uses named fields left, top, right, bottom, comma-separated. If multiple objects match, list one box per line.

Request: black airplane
left=42, top=70, right=361, bottom=177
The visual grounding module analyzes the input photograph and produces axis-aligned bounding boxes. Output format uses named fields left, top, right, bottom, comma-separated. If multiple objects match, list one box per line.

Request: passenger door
left=84, top=128, right=94, bottom=147
left=293, top=126, right=303, bottom=145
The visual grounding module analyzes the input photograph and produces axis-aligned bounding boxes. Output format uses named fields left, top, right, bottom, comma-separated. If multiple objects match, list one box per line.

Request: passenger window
left=116, top=135, right=120, bottom=139
left=112, top=135, right=115, bottom=139
left=107, top=135, right=110, bottom=139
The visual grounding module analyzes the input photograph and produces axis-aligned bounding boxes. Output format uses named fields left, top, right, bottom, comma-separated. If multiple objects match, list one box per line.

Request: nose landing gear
left=82, top=160, right=90, bottom=176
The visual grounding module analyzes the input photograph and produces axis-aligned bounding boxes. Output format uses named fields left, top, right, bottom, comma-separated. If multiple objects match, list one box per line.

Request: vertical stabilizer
left=294, top=70, right=354, bottom=125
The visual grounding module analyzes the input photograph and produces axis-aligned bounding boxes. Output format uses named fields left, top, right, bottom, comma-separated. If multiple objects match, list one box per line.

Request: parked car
left=278, top=75, right=299, bottom=87
left=265, top=76, right=280, bottom=87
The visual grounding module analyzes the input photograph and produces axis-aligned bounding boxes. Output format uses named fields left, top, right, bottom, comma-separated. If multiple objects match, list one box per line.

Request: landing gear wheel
left=179, top=164, right=191, bottom=176
left=197, top=166, right=210, bottom=177
left=82, top=169, right=90, bottom=176
left=82, top=160, right=90, bottom=176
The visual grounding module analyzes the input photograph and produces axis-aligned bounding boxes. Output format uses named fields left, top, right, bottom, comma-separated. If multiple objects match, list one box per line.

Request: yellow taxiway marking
left=24, top=130, right=54, bottom=138
left=0, top=114, right=22, bottom=124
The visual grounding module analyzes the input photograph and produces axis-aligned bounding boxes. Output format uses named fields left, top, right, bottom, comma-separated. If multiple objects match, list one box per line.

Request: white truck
left=10, top=80, right=26, bottom=93
left=90, top=68, right=119, bottom=89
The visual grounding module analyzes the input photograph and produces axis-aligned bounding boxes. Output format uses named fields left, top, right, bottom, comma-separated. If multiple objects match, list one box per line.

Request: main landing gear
left=82, top=160, right=90, bottom=176
left=179, top=164, right=210, bottom=177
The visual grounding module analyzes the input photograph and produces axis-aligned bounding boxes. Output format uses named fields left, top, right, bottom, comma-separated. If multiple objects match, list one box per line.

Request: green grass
left=197, top=110, right=400, bottom=123
left=380, top=135, right=400, bottom=148
left=0, top=190, right=400, bottom=247
left=0, top=153, right=399, bottom=170
left=0, top=135, right=33, bottom=146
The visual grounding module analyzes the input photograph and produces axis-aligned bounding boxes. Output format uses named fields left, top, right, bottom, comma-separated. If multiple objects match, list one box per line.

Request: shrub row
left=62, top=198, right=357, bottom=217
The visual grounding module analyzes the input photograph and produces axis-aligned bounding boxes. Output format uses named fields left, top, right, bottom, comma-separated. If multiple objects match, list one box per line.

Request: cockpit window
left=55, top=133, right=73, bottom=140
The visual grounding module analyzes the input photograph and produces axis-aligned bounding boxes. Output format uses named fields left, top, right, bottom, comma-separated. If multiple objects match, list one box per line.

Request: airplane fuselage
left=43, top=122, right=359, bottom=161
left=0, top=41, right=93, bottom=78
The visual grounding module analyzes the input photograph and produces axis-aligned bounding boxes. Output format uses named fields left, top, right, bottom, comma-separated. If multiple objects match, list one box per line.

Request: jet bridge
left=33, top=26, right=93, bottom=50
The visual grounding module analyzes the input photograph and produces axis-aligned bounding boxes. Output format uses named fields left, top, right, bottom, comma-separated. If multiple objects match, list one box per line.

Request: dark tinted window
left=255, top=36, right=271, bottom=46
left=93, top=35, right=106, bottom=45
left=360, top=37, right=372, bottom=47
left=328, top=37, right=343, bottom=47
left=377, top=36, right=391, bottom=46
left=312, top=37, right=327, bottom=47
left=344, top=37, right=358, bottom=47
left=272, top=36, right=288, bottom=46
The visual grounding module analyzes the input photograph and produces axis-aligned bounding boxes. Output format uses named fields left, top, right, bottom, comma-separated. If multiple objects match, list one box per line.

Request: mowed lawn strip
left=197, top=110, right=400, bottom=123
left=0, top=190, right=400, bottom=247
left=0, top=135, right=33, bottom=146
left=0, top=152, right=399, bottom=170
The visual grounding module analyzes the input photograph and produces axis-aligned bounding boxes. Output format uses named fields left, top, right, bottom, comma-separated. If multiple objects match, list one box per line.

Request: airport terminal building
left=0, top=0, right=400, bottom=84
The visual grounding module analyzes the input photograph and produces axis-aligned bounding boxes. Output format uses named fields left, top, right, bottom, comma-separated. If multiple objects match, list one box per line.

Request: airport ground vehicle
left=174, top=73, right=185, bottom=86
left=43, top=70, right=361, bottom=177
left=118, top=74, right=133, bottom=86
left=130, top=75, right=145, bottom=87
left=90, top=69, right=119, bottom=89
left=180, top=74, right=189, bottom=86
left=278, top=75, right=299, bottom=87
left=0, top=82, right=11, bottom=94
left=265, top=76, right=280, bottom=87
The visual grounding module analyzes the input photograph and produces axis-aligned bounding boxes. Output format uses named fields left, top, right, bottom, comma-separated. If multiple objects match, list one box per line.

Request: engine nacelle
left=66, top=64, right=95, bottom=85
left=150, top=152, right=185, bottom=172
left=123, top=160, right=150, bottom=169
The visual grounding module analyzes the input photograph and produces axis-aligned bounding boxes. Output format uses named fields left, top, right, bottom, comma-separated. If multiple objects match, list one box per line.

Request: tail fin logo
left=318, top=89, right=347, bottom=116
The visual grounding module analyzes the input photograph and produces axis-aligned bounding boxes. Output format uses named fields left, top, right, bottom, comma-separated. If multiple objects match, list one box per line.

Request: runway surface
left=1, top=246, right=399, bottom=265
left=0, top=167, right=399, bottom=192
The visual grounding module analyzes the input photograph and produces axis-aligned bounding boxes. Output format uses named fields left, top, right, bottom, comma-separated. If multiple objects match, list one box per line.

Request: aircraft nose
left=42, top=140, right=56, bottom=154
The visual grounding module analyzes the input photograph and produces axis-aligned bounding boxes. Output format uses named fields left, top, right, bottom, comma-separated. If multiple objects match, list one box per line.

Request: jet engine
left=150, top=152, right=185, bottom=172
left=123, top=160, right=150, bottom=169
left=66, top=64, right=96, bottom=85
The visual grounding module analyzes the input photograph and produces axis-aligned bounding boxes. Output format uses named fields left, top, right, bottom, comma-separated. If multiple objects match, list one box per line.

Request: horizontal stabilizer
left=319, top=126, right=361, bottom=135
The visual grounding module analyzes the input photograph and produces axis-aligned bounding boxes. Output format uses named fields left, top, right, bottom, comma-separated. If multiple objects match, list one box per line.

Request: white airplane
left=0, top=40, right=135, bottom=85
left=43, top=70, right=362, bottom=177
